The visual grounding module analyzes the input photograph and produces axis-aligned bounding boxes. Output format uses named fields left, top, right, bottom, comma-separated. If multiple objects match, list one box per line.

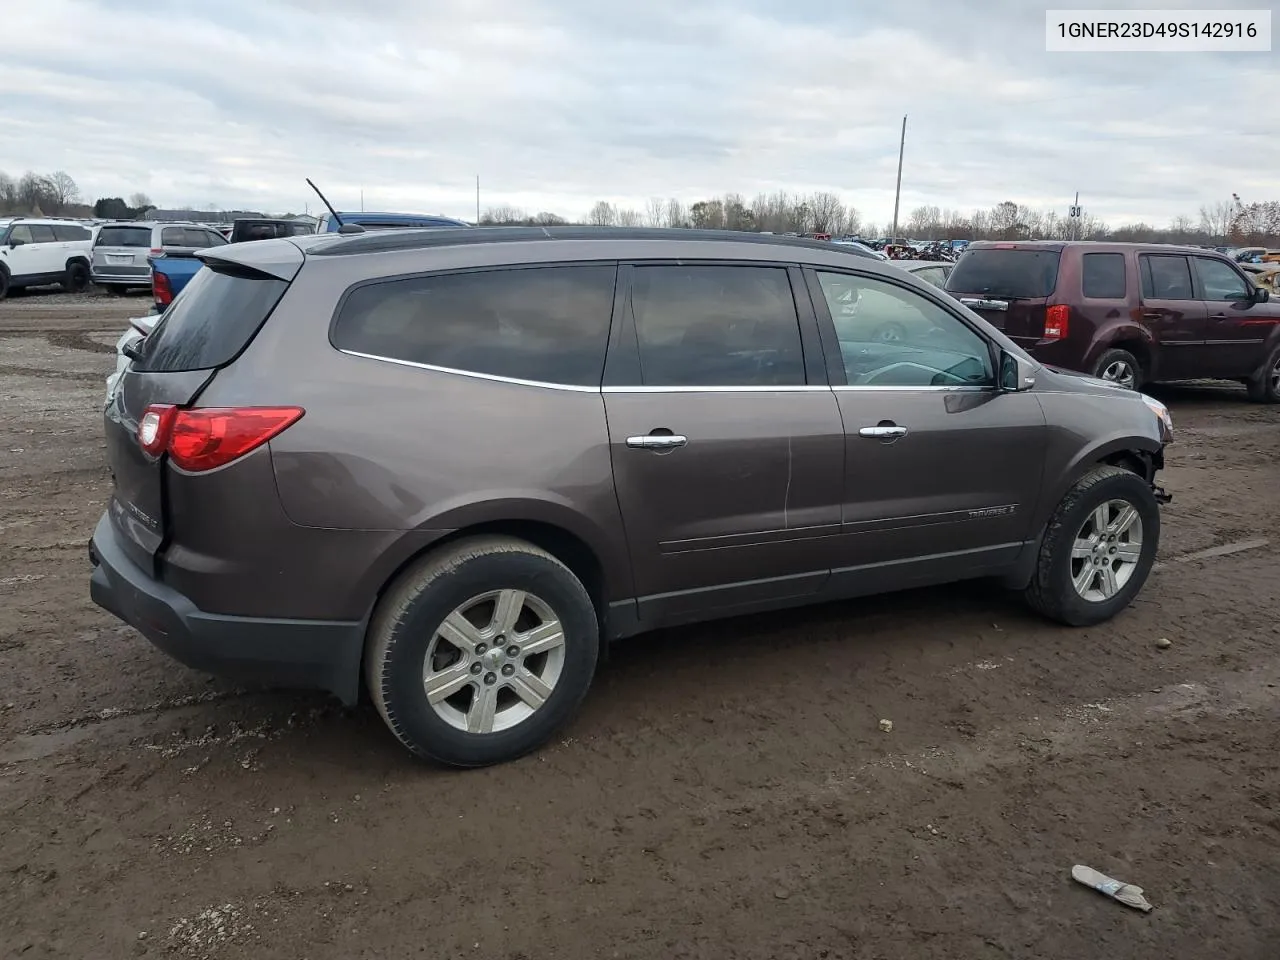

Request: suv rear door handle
left=858, top=425, right=908, bottom=439
left=626, top=434, right=688, bottom=450
left=1142, top=310, right=1163, bottom=320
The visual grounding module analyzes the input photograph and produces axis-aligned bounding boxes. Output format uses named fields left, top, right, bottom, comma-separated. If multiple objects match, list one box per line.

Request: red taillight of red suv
left=1044, top=304, right=1070, bottom=340
left=137, top=405, right=304, bottom=471
left=152, top=270, right=174, bottom=309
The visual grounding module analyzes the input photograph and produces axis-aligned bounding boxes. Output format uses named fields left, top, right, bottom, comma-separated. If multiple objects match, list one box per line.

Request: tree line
left=484, top=193, right=1280, bottom=247
left=5, top=166, right=1276, bottom=247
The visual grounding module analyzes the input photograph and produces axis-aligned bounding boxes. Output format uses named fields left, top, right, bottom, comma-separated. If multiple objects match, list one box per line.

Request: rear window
left=135, top=266, right=288, bottom=372
left=331, top=265, right=617, bottom=386
left=97, top=226, right=151, bottom=248
left=1082, top=253, right=1126, bottom=298
left=945, top=249, right=1061, bottom=299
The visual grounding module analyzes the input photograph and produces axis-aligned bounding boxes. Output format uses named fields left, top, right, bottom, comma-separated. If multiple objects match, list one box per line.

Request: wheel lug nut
left=484, top=673, right=496, bottom=685
left=501, top=664, right=514, bottom=676
left=475, top=643, right=487, bottom=655
left=470, top=662, right=482, bottom=675
left=506, top=645, right=520, bottom=658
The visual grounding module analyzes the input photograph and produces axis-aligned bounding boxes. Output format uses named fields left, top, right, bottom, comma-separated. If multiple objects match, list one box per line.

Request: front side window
left=817, top=271, right=993, bottom=387
left=331, top=265, right=617, bottom=387
left=628, top=265, right=805, bottom=387
left=1140, top=255, right=1194, bottom=300
left=1194, top=257, right=1249, bottom=301
left=9, top=225, right=34, bottom=244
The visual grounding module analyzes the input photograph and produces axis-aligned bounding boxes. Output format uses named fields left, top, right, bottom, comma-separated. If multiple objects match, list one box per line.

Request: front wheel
left=364, top=536, right=599, bottom=767
left=1023, top=465, right=1160, bottom=626
left=1246, top=344, right=1280, bottom=403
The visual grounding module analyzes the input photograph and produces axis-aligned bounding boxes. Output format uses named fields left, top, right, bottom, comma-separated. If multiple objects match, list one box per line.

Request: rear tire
left=105, top=286, right=128, bottom=297
left=1023, top=465, right=1160, bottom=626
left=1245, top=344, right=1280, bottom=403
left=62, top=261, right=90, bottom=293
left=1092, top=348, right=1142, bottom=389
left=0, top=268, right=8, bottom=301
left=364, top=536, right=599, bottom=767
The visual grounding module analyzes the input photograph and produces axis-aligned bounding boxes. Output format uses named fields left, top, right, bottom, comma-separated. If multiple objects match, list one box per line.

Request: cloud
left=4, top=0, right=1274, bottom=226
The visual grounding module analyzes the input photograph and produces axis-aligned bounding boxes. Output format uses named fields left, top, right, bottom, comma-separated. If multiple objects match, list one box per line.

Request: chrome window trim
left=337, top=349, right=602, bottom=393
left=832, top=384, right=992, bottom=393
left=602, top=384, right=827, bottom=394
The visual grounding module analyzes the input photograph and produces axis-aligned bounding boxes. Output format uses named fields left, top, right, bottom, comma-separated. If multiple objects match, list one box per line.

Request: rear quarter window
left=96, top=226, right=151, bottom=248
left=1082, top=253, right=1127, bottom=298
left=135, top=266, right=288, bottom=372
left=331, top=265, right=617, bottom=387
left=53, top=224, right=91, bottom=241
left=945, top=249, right=1061, bottom=299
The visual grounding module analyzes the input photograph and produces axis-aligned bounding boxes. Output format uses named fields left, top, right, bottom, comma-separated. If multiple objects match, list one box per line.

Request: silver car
left=91, top=221, right=228, bottom=295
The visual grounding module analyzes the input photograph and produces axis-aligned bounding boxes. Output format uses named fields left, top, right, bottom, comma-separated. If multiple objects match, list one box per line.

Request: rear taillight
left=137, top=405, right=304, bottom=472
left=1044, top=305, right=1070, bottom=340
left=149, top=247, right=164, bottom=256
left=153, top=270, right=173, bottom=308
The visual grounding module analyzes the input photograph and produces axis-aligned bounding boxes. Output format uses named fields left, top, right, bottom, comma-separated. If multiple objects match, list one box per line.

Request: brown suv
left=90, top=227, right=1174, bottom=766
left=945, top=241, right=1280, bottom=401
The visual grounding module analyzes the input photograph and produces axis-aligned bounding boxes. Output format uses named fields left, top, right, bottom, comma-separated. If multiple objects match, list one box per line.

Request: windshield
left=945, top=249, right=1061, bottom=299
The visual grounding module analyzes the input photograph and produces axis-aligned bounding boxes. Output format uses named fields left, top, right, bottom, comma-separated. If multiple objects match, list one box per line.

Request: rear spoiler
left=197, top=237, right=304, bottom=281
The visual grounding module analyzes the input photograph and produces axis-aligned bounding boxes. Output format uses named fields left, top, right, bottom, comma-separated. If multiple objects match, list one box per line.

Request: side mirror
left=999, top=350, right=1037, bottom=392
left=1253, top=286, right=1270, bottom=303
left=9, top=237, right=25, bottom=248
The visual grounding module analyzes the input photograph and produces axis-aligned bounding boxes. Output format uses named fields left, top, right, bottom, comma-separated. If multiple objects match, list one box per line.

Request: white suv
left=0, top=218, right=94, bottom=299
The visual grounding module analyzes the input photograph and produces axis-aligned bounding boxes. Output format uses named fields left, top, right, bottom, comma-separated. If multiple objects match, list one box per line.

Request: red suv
left=945, top=241, right=1280, bottom=401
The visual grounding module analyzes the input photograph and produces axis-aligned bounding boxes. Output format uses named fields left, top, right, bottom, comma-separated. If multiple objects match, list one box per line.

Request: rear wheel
left=1023, top=465, right=1160, bottom=626
left=1092, top=348, right=1142, bottom=389
left=1246, top=344, right=1280, bottom=403
left=0, top=268, right=8, bottom=301
left=364, top=536, right=599, bottom=767
left=63, top=261, right=90, bottom=293
left=105, top=285, right=128, bottom=297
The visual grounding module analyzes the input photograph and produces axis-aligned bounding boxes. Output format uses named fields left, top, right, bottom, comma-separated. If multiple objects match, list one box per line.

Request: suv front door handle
left=626, top=434, right=688, bottom=450
left=858, top=425, right=908, bottom=440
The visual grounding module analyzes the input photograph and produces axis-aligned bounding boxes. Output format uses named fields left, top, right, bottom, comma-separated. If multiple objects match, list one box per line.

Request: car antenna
left=306, top=178, right=364, bottom=235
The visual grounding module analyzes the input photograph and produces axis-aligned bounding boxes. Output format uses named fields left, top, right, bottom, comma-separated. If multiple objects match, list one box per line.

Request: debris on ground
left=1072, top=864, right=1153, bottom=912
left=878, top=719, right=893, bottom=733
left=1156, top=637, right=1172, bottom=649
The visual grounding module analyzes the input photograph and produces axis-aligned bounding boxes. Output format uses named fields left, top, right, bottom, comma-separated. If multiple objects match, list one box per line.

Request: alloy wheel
left=1070, top=499, right=1143, bottom=602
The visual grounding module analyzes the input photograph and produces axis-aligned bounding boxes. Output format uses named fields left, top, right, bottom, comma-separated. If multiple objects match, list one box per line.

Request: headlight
left=1141, top=395, right=1173, bottom=444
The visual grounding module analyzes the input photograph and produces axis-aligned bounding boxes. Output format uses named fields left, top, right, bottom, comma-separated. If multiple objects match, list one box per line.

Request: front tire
left=1024, top=465, right=1160, bottom=626
left=1246, top=344, right=1280, bottom=403
left=364, top=536, right=599, bottom=767
left=1093, top=348, right=1142, bottom=389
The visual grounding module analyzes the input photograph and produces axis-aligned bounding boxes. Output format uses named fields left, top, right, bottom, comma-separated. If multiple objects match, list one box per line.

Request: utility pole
left=360, top=188, right=364, bottom=212
left=890, top=114, right=907, bottom=241
left=476, top=175, right=480, bottom=223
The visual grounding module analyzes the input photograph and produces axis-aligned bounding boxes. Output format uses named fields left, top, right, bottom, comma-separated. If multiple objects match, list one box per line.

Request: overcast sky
left=6, top=0, right=1277, bottom=227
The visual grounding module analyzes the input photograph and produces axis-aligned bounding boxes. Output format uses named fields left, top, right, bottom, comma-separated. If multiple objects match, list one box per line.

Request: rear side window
left=53, top=224, right=90, bottom=241
left=161, top=227, right=194, bottom=247
left=629, top=265, right=805, bottom=387
left=1082, top=253, right=1126, bottom=298
left=1140, top=255, right=1194, bottom=300
left=96, top=226, right=151, bottom=248
left=331, top=265, right=617, bottom=387
left=945, top=249, right=1061, bottom=299
left=136, top=266, right=288, bottom=372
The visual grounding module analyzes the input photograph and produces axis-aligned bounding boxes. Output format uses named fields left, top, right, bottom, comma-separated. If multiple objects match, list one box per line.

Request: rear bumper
left=88, top=514, right=365, bottom=703
left=91, top=271, right=149, bottom=285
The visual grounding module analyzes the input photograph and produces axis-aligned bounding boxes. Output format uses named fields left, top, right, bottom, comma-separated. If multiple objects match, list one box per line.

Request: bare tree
left=129, top=192, right=153, bottom=212
left=644, top=197, right=666, bottom=228
left=532, top=211, right=568, bottom=226
left=807, top=192, right=846, bottom=234
left=689, top=199, right=725, bottom=229
left=586, top=201, right=617, bottom=226
left=906, top=204, right=941, bottom=237
left=1199, top=200, right=1234, bottom=243
left=46, top=171, right=80, bottom=213
left=664, top=198, right=687, bottom=229
left=17, top=172, right=55, bottom=214
left=480, top=205, right=529, bottom=225
left=615, top=207, right=643, bottom=227
left=0, top=172, right=16, bottom=214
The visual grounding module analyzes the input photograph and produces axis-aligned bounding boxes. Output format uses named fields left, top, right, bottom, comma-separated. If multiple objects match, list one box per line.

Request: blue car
left=316, top=211, right=470, bottom=233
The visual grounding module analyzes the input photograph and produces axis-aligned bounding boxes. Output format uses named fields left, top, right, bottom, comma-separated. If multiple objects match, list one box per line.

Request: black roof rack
left=307, top=225, right=875, bottom=258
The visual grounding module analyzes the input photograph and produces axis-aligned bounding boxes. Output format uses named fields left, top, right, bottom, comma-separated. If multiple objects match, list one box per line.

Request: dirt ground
left=2, top=287, right=1279, bottom=959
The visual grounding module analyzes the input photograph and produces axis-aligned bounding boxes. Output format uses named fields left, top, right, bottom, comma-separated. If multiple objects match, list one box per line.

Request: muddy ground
left=2, top=288, right=1279, bottom=959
